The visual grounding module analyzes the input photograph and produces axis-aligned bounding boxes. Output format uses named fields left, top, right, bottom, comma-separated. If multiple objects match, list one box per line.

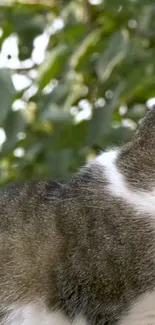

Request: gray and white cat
left=0, top=108, right=155, bottom=325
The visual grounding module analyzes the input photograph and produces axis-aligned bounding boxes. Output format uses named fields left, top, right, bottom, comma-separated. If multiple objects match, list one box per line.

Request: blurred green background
left=0, top=0, right=155, bottom=184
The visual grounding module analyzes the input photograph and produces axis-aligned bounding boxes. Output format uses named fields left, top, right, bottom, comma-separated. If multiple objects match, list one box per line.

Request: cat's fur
left=0, top=109, right=155, bottom=324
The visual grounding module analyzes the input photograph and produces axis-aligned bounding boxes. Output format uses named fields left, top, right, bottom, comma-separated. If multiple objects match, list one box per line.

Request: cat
left=0, top=108, right=155, bottom=325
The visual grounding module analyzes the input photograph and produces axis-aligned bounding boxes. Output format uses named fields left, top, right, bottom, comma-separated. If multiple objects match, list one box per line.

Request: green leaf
left=38, top=83, right=73, bottom=123
left=70, top=28, right=102, bottom=70
left=45, top=149, right=73, bottom=179
left=96, top=31, right=129, bottom=81
left=126, top=105, right=146, bottom=120
left=37, top=45, right=69, bottom=89
left=54, top=121, right=87, bottom=150
left=86, top=83, right=124, bottom=145
left=0, top=69, right=15, bottom=124
left=40, top=105, right=72, bottom=123
left=64, top=84, right=86, bottom=111
left=1, top=110, right=26, bottom=156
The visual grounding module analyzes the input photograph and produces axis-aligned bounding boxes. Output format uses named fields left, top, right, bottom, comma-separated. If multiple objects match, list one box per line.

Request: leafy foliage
left=0, top=0, right=154, bottom=184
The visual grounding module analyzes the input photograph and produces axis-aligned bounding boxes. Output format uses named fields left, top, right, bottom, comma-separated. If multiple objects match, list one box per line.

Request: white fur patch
left=3, top=305, right=87, bottom=325
left=117, top=290, right=155, bottom=325
left=96, top=149, right=155, bottom=215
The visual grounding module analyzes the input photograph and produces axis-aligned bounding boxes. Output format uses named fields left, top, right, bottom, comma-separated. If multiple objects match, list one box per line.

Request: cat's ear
left=133, top=107, right=155, bottom=150
left=138, top=107, right=155, bottom=128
